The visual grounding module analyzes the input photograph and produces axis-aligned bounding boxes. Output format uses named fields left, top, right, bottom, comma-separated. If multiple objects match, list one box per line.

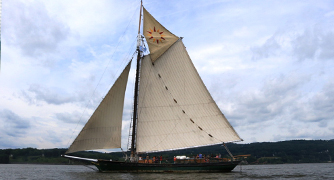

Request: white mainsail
left=66, top=61, right=131, bottom=154
left=136, top=40, right=242, bottom=153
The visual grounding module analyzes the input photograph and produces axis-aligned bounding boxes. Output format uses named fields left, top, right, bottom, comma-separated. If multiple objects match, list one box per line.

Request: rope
left=120, top=147, right=128, bottom=159
left=223, top=143, right=234, bottom=160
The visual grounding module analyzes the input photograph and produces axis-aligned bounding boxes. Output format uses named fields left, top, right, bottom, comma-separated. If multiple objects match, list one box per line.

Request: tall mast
left=131, top=0, right=142, bottom=159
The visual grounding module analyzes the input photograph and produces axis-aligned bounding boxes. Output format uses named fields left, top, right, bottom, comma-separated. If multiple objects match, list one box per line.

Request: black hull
left=93, top=160, right=240, bottom=173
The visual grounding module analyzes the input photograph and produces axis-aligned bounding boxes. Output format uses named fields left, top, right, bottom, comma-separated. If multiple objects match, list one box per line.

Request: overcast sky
left=1, top=0, right=334, bottom=151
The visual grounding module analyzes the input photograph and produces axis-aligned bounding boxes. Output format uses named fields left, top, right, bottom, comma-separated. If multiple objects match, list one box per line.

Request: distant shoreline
left=1, top=139, right=333, bottom=164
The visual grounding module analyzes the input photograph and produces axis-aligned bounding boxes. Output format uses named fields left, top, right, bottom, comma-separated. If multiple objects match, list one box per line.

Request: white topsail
left=66, top=61, right=131, bottom=154
left=143, top=7, right=178, bottom=62
left=136, top=40, right=242, bottom=153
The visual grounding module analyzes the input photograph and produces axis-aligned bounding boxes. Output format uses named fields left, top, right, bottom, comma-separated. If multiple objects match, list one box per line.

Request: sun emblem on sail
left=147, top=27, right=165, bottom=44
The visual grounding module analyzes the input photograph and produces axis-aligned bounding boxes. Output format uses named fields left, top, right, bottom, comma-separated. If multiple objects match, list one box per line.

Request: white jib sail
left=136, top=40, right=242, bottom=153
left=66, top=61, right=131, bottom=154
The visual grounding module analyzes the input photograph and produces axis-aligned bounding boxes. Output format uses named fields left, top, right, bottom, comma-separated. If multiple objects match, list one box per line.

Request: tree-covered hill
left=1, top=139, right=333, bottom=164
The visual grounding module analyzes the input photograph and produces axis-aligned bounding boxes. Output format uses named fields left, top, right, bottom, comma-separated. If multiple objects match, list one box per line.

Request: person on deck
left=174, top=156, right=176, bottom=164
left=199, top=153, right=202, bottom=159
left=146, top=155, right=149, bottom=163
left=160, top=155, right=162, bottom=164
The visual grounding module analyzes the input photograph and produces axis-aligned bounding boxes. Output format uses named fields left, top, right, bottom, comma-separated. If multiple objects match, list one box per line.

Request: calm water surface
left=0, top=163, right=333, bottom=180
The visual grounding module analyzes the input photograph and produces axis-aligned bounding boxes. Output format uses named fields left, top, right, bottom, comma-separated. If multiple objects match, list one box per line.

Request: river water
left=0, top=163, right=333, bottom=179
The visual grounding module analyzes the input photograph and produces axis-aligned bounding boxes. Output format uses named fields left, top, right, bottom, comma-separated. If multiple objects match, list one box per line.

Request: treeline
left=1, top=139, right=333, bottom=164
left=0, top=148, right=68, bottom=164
left=148, top=139, right=334, bottom=164
left=227, top=139, right=334, bottom=164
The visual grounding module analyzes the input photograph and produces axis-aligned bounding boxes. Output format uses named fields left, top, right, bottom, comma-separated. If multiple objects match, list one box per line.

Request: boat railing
left=137, top=157, right=232, bottom=164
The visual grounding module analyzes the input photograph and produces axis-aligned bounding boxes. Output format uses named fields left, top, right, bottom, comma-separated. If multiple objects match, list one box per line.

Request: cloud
left=225, top=73, right=308, bottom=126
left=55, top=111, right=89, bottom=125
left=292, top=81, right=334, bottom=123
left=251, top=36, right=281, bottom=60
left=43, top=130, right=63, bottom=144
left=2, top=0, right=334, bottom=149
left=318, top=31, right=334, bottom=60
left=251, top=26, right=334, bottom=62
left=222, top=70, right=334, bottom=143
left=19, top=83, right=104, bottom=109
left=20, top=84, right=77, bottom=105
left=273, top=125, right=334, bottom=141
left=292, top=28, right=334, bottom=61
left=0, top=109, right=31, bottom=137
left=3, top=0, right=70, bottom=60
left=292, top=28, right=320, bottom=60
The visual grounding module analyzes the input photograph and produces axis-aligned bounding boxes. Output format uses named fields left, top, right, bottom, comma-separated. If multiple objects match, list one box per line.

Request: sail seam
left=137, top=126, right=234, bottom=137
left=135, top=113, right=227, bottom=122
left=138, top=101, right=219, bottom=108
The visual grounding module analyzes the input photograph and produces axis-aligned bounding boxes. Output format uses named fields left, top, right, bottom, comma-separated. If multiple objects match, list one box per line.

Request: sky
left=1, top=0, right=334, bottom=151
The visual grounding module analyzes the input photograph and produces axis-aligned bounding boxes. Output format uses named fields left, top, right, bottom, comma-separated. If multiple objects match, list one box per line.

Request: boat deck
left=94, top=159, right=240, bottom=173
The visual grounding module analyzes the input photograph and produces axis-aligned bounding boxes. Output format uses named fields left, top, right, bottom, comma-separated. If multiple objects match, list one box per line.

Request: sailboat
left=63, top=2, right=243, bottom=173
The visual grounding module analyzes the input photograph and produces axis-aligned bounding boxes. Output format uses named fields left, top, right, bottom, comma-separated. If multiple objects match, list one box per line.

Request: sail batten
left=136, top=40, right=241, bottom=153
left=66, top=61, right=132, bottom=154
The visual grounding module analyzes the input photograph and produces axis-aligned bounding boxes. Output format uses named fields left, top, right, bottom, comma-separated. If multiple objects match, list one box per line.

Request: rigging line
left=120, top=147, right=128, bottom=157
left=101, top=39, right=137, bottom=95
left=126, top=49, right=142, bottom=153
left=127, top=117, right=133, bottom=151
left=120, top=38, right=138, bottom=71
left=223, top=143, right=235, bottom=159
left=100, top=21, right=140, bottom=95
left=126, top=50, right=138, bottom=151
left=144, top=1, right=223, bottom=19
left=66, top=4, right=141, bottom=148
left=139, top=101, right=219, bottom=108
